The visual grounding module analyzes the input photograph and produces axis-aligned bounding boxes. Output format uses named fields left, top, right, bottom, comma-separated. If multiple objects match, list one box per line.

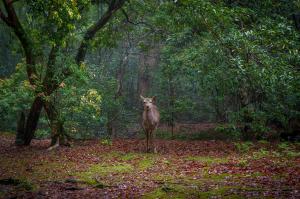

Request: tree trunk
left=169, top=78, right=175, bottom=137
left=137, top=53, right=150, bottom=96
left=137, top=43, right=160, bottom=98
left=106, top=118, right=115, bottom=138
left=15, top=111, right=25, bottom=145
left=43, top=100, right=69, bottom=148
left=0, top=1, right=41, bottom=146
left=22, top=96, right=44, bottom=145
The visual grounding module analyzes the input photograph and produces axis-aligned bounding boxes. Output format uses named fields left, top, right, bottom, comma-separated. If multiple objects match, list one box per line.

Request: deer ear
left=140, top=95, right=145, bottom=100
left=152, top=96, right=157, bottom=102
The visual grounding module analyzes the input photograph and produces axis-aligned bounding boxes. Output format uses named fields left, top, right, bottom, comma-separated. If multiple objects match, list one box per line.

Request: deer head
left=140, top=95, right=156, bottom=111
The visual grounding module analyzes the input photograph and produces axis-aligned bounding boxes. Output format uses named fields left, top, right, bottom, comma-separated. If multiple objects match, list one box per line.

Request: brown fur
left=140, top=95, right=160, bottom=153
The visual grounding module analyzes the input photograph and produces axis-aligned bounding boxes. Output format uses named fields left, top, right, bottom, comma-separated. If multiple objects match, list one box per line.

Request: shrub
left=215, top=124, right=241, bottom=140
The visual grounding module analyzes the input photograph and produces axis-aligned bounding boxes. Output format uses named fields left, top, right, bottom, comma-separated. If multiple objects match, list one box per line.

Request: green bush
left=215, top=124, right=241, bottom=140
left=35, top=129, right=50, bottom=139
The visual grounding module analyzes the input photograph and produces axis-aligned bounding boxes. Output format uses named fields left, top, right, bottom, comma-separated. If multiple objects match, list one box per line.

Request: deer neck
left=145, top=106, right=156, bottom=121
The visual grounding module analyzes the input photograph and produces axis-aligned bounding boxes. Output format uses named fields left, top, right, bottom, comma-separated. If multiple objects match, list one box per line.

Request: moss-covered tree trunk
left=23, top=97, right=44, bottom=145
left=43, top=100, right=69, bottom=148
left=15, top=97, right=44, bottom=145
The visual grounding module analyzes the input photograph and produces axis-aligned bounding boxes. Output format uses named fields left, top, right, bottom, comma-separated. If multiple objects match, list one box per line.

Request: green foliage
left=215, top=124, right=241, bottom=140
left=234, top=142, right=254, bottom=153
left=100, top=138, right=112, bottom=146
left=138, top=157, right=155, bottom=170
left=252, top=148, right=270, bottom=159
left=26, top=0, right=89, bottom=43
left=233, top=109, right=272, bottom=140
left=185, top=156, right=229, bottom=165
left=77, top=162, right=133, bottom=185
left=59, top=84, right=102, bottom=138
left=277, top=142, right=300, bottom=158
left=0, top=62, right=34, bottom=130
left=35, top=129, right=50, bottom=139
left=1, top=0, right=299, bottom=142
left=153, top=0, right=299, bottom=139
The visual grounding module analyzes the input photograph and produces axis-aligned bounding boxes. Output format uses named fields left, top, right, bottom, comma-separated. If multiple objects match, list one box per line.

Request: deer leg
left=146, top=131, right=149, bottom=153
left=151, top=130, right=157, bottom=153
left=149, top=130, right=153, bottom=153
left=153, top=129, right=157, bottom=153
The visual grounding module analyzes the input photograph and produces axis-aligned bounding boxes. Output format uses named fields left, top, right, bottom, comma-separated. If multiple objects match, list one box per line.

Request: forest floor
left=0, top=132, right=299, bottom=199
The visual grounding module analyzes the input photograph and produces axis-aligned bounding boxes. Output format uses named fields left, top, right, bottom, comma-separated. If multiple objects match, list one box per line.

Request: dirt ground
left=0, top=133, right=299, bottom=198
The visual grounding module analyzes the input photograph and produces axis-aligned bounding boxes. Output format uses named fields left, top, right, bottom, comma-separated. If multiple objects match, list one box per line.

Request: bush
left=35, top=129, right=50, bottom=139
left=215, top=124, right=241, bottom=140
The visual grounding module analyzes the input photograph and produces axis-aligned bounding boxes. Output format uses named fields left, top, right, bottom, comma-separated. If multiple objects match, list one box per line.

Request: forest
left=0, top=0, right=299, bottom=198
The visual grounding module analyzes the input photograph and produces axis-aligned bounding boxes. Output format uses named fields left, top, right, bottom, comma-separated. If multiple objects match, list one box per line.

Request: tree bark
left=15, top=111, right=25, bottom=145
left=137, top=43, right=160, bottom=97
left=169, top=79, right=175, bottom=137
left=23, top=96, right=44, bottom=145
left=137, top=53, right=150, bottom=96
left=43, top=100, right=69, bottom=148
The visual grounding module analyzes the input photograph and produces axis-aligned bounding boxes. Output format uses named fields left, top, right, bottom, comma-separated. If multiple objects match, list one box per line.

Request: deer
left=140, top=95, right=160, bottom=153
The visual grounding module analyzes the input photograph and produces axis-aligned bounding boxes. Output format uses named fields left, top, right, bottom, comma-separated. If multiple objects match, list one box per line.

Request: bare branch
left=120, top=8, right=154, bottom=30
left=121, top=8, right=137, bottom=25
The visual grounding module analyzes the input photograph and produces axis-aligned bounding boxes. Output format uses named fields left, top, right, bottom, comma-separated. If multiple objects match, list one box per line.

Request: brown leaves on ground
left=0, top=133, right=299, bottom=198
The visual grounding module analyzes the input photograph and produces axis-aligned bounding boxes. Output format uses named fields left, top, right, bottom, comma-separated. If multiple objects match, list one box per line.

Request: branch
left=0, top=8, right=12, bottom=26
left=2, top=0, right=37, bottom=84
left=43, top=45, right=60, bottom=94
left=121, top=8, right=135, bottom=24
left=2, top=0, right=17, bottom=24
left=121, top=8, right=152, bottom=27
left=75, top=0, right=126, bottom=64
left=7, top=0, right=20, bottom=5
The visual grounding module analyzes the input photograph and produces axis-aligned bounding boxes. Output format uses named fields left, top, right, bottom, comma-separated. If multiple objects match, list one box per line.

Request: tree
left=0, top=0, right=126, bottom=146
left=156, top=0, right=300, bottom=138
